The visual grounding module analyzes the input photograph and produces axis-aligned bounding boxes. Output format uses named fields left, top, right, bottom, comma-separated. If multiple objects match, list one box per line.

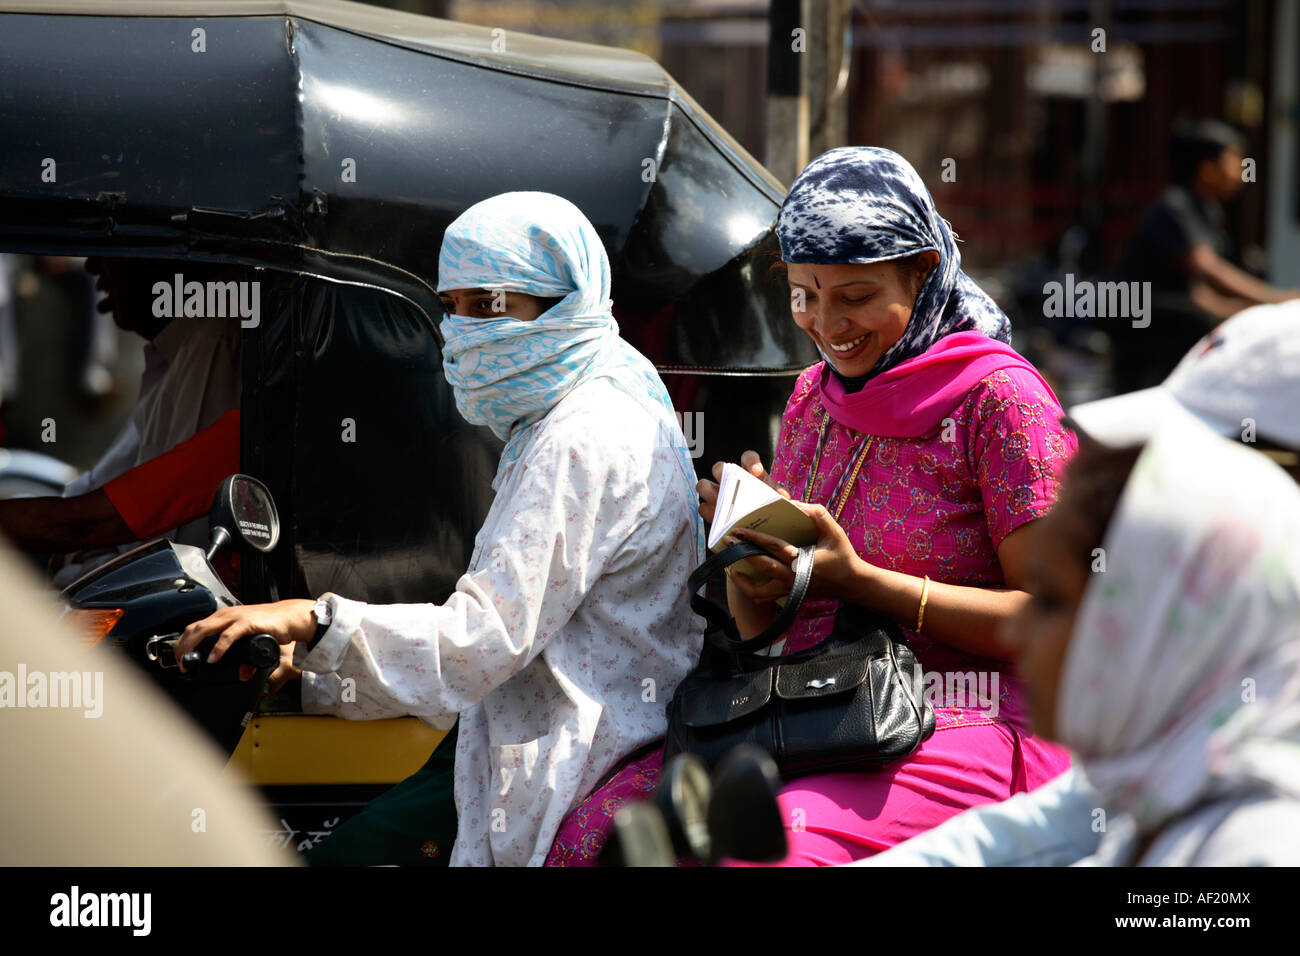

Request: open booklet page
left=707, top=463, right=818, bottom=583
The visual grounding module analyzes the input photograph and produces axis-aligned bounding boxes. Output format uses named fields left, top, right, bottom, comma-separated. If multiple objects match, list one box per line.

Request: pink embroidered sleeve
left=966, top=368, right=1078, bottom=549
left=769, top=365, right=819, bottom=494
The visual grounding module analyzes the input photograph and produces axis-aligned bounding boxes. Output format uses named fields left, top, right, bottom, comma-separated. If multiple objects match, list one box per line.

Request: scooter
left=55, top=473, right=450, bottom=855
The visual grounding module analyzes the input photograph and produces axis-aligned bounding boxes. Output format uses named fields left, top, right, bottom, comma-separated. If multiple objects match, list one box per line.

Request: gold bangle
left=916, top=575, right=931, bottom=634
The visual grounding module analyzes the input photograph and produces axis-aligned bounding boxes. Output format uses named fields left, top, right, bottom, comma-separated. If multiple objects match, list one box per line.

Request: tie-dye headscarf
left=436, top=192, right=703, bottom=556
left=776, top=146, right=1012, bottom=379
left=1061, top=410, right=1300, bottom=846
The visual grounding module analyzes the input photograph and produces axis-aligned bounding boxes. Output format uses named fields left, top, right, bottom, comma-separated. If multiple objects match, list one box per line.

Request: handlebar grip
left=181, top=633, right=280, bottom=680
left=244, top=634, right=280, bottom=669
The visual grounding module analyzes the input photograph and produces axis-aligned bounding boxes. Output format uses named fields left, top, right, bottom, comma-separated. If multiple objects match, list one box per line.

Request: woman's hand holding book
left=730, top=502, right=872, bottom=605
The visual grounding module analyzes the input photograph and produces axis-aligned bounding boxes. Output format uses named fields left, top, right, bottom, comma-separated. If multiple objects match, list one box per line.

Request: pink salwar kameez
left=546, top=350, right=1076, bottom=866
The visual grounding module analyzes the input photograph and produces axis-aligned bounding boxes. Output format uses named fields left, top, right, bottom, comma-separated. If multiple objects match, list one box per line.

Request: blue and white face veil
left=435, top=191, right=700, bottom=536
left=436, top=192, right=620, bottom=445
left=436, top=191, right=704, bottom=556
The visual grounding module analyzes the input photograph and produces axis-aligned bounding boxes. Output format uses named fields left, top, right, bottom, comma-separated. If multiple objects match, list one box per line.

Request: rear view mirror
left=599, top=746, right=787, bottom=866
left=705, top=745, right=786, bottom=863
left=207, top=475, right=280, bottom=560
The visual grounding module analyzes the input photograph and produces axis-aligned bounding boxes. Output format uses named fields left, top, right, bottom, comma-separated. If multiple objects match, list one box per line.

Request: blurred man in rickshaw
left=175, top=192, right=706, bottom=867
left=0, top=258, right=242, bottom=586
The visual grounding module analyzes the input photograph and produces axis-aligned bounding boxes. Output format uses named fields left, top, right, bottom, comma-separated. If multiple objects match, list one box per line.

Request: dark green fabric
left=306, top=721, right=459, bottom=867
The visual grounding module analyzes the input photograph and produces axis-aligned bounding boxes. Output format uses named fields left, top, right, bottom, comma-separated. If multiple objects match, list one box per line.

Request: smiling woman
left=694, top=146, right=1078, bottom=865
left=781, top=253, right=938, bottom=382
left=549, top=147, right=1080, bottom=867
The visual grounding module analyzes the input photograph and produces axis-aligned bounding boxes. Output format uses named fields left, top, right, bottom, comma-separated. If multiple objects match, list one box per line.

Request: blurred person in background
left=1112, top=118, right=1299, bottom=391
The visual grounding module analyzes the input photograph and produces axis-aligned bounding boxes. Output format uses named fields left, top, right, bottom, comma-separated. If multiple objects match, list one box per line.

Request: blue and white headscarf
left=776, top=146, right=1012, bottom=378
left=437, top=192, right=703, bottom=554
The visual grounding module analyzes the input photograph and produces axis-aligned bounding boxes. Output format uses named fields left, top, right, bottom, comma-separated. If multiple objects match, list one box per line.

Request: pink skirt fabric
left=725, top=719, right=1071, bottom=866
left=544, top=717, right=1072, bottom=867
left=544, top=747, right=663, bottom=866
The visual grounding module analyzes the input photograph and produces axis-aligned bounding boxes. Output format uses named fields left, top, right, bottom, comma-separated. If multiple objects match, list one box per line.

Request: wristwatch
left=307, top=596, right=333, bottom=652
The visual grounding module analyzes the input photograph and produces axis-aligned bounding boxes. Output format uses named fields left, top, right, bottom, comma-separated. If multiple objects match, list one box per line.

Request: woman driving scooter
left=175, top=191, right=705, bottom=866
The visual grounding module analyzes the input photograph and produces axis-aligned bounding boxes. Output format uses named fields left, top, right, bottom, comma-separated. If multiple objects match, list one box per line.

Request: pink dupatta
left=817, top=331, right=1062, bottom=438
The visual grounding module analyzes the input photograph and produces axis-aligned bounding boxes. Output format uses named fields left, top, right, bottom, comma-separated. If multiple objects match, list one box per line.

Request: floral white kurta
left=299, top=375, right=703, bottom=865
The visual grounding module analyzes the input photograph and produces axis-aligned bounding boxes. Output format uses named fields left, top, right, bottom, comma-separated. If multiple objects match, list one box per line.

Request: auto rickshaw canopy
left=0, top=0, right=815, bottom=605
left=0, top=0, right=813, bottom=373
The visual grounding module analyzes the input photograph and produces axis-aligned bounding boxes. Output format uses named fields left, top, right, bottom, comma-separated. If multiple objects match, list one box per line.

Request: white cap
left=1068, top=300, right=1300, bottom=449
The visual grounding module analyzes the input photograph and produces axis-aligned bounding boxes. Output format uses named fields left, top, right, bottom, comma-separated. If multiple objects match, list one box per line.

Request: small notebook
left=708, top=463, right=818, bottom=584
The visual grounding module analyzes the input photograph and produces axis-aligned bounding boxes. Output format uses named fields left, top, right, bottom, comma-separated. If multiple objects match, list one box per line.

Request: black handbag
left=664, top=539, right=935, bottom=779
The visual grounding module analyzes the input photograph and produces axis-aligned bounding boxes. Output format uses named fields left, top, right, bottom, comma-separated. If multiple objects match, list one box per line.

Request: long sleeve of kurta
left=299, top=428, right=642, bottom=725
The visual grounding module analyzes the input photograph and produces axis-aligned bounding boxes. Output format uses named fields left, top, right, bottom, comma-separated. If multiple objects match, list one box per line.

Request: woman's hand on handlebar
left=238, top=641, right=303, bottom=685
left=175, top=599, right=316, bottom=673
left=697, top=450, right=791, bottom=524
left=266, top=643, right=304, bottom=690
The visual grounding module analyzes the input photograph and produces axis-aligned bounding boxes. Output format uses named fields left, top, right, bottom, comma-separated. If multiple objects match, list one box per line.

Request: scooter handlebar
left=171, top=632, right=280, bottom=680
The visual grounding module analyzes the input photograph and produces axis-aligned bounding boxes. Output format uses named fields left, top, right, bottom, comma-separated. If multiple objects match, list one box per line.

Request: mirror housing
left=207, top=474, right=280, bottom=561
left=706, top=745, right=786, bottom=863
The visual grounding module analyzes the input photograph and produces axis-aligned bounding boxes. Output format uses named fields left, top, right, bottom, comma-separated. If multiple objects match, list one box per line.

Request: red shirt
left=103, top=408, right=241, bottom=541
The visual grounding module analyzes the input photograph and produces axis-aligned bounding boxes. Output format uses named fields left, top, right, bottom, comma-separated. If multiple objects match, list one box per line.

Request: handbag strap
left=688, top=541, right=817, bottom=654
left=687, top=541, right=761, bottom=626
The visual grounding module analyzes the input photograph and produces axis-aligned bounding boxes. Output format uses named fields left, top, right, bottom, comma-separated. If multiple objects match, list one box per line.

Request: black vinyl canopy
left=0, top=1, right=815, bottom=604
left=0, top=0, right=814, bottom=373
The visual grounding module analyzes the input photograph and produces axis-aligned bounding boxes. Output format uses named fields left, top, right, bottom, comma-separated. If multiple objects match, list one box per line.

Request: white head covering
left=1068, top=299, right=1300, bottom=449
left=1059, top=411, right=1300, bottom=836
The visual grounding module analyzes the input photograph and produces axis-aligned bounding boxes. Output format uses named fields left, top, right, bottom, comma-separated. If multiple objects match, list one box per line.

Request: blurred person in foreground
left=858, top=298, right=1300, bottom=866
left=1007, top=411, right=1300, bottom=864
left=0, top=538, right=289, bottom=866
left=1112, top=118, right=1299, bottom=391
